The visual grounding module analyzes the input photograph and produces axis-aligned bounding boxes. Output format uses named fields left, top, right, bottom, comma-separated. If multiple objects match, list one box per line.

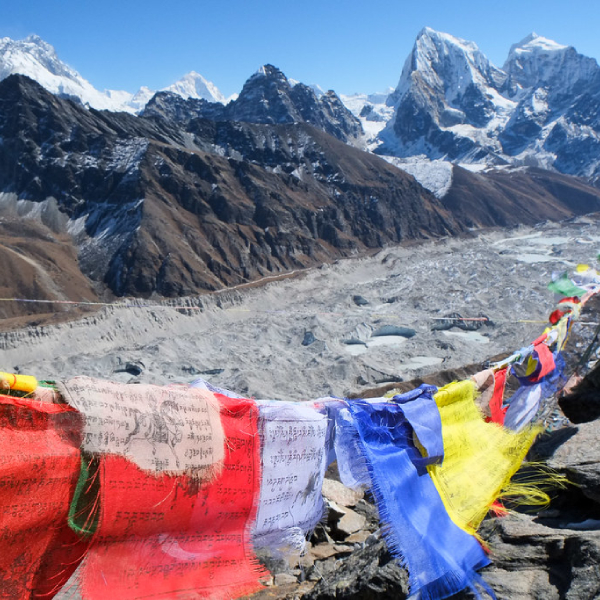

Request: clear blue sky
left=2, top=0, right=600, bottom=98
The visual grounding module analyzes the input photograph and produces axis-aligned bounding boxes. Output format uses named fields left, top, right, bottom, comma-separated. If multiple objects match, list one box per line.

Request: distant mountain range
left=1, top=31, right=600, bottom=321
left=2, top=29, right=600, bottom=186
left=0, top=74, right=461, bottom=317
left=0, top=35, right=228, bottom=113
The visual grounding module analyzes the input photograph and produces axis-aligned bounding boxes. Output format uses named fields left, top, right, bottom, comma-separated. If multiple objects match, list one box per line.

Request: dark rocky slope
left=0, top=73, right=461, bottom=302
left=2, top=72, right=600, bottom=317
left=442, top=166, right=600, bottom=228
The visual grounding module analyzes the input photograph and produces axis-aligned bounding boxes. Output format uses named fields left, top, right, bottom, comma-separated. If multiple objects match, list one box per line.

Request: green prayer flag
left=547, top=274, right=586, bottom=297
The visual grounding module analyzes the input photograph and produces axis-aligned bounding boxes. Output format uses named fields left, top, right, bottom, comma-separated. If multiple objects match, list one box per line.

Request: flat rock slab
left=322, top=478, right=363, bottom=507
left=310, top=543, right=339, bottom=560
left=547, top=421, right=600, bottom=504
left=274, top=573, right=299, bottom=586
left=345, top=530, right=371, bottom=544
left=337, top=508, right=367, bottom=536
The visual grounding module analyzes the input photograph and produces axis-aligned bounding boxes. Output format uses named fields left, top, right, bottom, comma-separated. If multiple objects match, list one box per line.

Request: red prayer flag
left=488, top=368, right=508, bottom=425
left=0, top=395, right=86, bottom=599
left=78, top=394, right=267, bottom=600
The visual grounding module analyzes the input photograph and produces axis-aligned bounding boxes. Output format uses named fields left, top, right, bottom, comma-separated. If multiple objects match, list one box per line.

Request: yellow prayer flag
left=0, top=372, right=38, bottom=393
left=427, top=380, right=539, bottom=535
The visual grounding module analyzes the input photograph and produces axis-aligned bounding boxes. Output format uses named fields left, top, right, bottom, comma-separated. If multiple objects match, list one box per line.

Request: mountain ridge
left=1, top=73, right=600, bottom=320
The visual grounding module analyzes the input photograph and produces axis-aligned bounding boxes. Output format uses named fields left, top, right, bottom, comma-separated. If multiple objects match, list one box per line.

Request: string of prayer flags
left=252, top=401, right=329, bottom=555
left=0, top=257, right=598, bottom=600
left=339, top=389, right=490, bottom=600
left=71, top=394, right=267, bottom=600
left=0, top=394, right=87, bottom=599
left=58, top=377, right=225, bottom=479
left=504, top=353, right=567, bottom=431
left=427, top=381, right=539, bottom=535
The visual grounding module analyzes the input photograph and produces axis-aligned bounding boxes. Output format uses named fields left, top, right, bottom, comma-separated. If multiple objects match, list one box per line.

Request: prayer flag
left=58, top=377, right=225, bottom=479
left=73, top=394, right=267, bottom=600
left=504, top=353, right=567, bottom=431
left=0, top=395, right=86, bottom=599
left=252, top=401, right=329, bottom=555
left=428, top=381, right=539, bottom=535
left=339, top=388, right=490, bottom=599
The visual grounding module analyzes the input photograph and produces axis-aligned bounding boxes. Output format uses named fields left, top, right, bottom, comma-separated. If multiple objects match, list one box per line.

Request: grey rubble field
left=1, top=215, right=598, bottom=400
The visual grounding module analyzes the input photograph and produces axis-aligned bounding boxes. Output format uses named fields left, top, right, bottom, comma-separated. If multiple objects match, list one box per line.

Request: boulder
left=352, top=295, right=370, bottom=306
left=371, top=325, right=416, bottom=338
left=336, top=509, right=367, bottom=537
left=468, top=512, right=600, bottom=600
left=546, top=421, right=600, bottom=505
left=321, top=478, right=363, bottom=508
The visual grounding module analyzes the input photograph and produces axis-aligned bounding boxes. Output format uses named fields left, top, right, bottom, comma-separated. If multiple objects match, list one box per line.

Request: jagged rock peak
left=248, top=64, right=289, bottom=84
left=388, top=27, right=506, bottom=107
left=228, top=64, right=363, bottom=143
left=380, top=27, right=512, bottom=158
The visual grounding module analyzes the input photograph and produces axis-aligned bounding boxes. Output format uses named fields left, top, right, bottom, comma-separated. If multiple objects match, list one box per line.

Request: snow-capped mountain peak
left=509, top=32, right=567, bottom=55
left=163, top=71, right=226, bottom=104
left=0, top=34, right=146, bottom=112
left=375, top=28, right=600, bottom=185
left=380, top=27, right=512, bottom=160
left=503, top=32, right=599, bottom=92
left=0, top=34, right=88, bottom=90
left=388, top=27, right=506, bottom=109
left=415, top=27, right=482, bottom=63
